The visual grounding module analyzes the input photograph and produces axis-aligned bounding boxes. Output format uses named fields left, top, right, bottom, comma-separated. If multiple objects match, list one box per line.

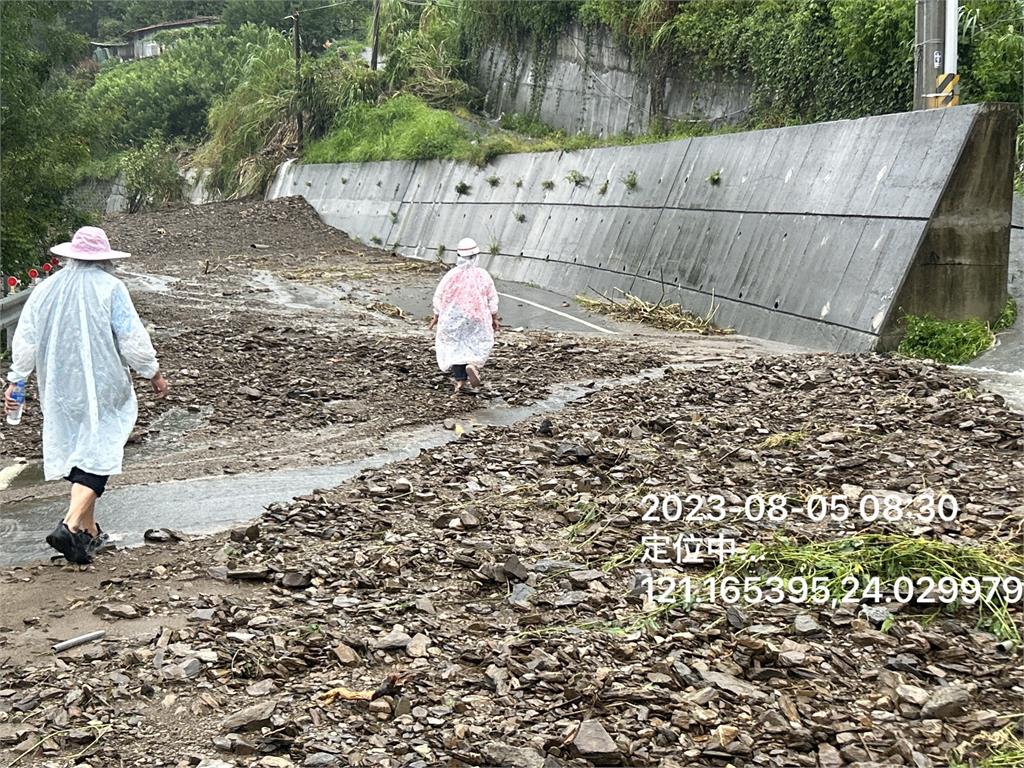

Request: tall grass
left=305, top=94, right=469, bottom=163
left=193, top=36, right=296, bottom=198
left=194, top=37, right=382, bottom=197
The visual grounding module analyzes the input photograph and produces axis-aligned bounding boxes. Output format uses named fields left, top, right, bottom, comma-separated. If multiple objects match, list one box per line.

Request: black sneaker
left=86, top=525, right=111, bottom=557
left=45, top=522, right=93, bottom=565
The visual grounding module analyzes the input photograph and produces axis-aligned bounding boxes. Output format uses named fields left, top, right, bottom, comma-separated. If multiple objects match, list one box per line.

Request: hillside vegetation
left=2, top=0, right=1021, bottom=277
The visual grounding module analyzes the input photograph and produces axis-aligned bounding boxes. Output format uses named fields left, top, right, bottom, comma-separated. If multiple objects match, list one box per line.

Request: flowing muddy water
left=0, top=369, right=667, bottom=567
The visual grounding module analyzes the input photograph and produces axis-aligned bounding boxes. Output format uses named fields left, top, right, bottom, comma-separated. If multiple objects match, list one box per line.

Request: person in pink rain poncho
left=429, top=238, right=500, bottom=394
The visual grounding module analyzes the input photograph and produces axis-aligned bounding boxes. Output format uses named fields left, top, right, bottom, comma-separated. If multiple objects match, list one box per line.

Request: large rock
left=571, top=720, right=619, bottom=764
left=699, top=669, right=767, bottom=700
left=896, top=684, right=930, bottom=707
left=817, top=743, right=843, bottom=768
left=481, top=743, right=545, bottom=768
left=332, top=643, right=360, bottom=666
left=921, top=685, right=970, bottom=719
left=220, top=700, right=277, bottom=733
left=373, top=625, right=412, bottom=650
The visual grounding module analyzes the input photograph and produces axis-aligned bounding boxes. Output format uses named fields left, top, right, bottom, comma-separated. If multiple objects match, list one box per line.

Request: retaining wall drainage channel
left=268, top=103, right=1018, bottom=353
left=0, top=368, right=666, bottom=567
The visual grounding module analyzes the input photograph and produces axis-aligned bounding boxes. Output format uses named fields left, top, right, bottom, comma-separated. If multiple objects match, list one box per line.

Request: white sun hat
left=50, top=226, right=130, bottom=260
left=456, top=237, right=480, bottom=257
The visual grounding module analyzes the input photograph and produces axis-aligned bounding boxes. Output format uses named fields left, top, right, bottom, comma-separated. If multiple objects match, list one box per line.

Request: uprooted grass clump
left=759, top=430, right=807, bottom=449
left=951, top=721, right=1024, bottom=767
left=715, top=534, right=1024, bottom=641
left=576, top=290, right=732, bottom=335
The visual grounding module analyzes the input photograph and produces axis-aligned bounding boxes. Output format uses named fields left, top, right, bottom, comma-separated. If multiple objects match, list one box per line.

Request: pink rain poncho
left=432, top=256, right=499, bottom=372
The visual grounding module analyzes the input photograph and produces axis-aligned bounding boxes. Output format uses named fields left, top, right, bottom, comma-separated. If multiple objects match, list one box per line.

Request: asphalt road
left=382, top=279, right=624, bottom=335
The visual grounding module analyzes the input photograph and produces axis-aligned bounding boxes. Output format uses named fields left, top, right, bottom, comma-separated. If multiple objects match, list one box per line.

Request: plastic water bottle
left=6, top=380, right=25, bottom=426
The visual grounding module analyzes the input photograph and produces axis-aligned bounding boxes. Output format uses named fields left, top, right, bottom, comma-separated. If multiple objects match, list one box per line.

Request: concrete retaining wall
left=267, top=103, right=1017, bottom=352
left=70, top=177, right=130, bottom=216
left=476, top=22, right=752, bottom=136
left=72, top=169, right=220, bottom=218
left=1011, top=194, right=1023, bottom=305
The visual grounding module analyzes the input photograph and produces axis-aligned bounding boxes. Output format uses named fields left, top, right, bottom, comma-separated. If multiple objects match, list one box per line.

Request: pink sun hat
left=50, top=226, right=130, bottom=260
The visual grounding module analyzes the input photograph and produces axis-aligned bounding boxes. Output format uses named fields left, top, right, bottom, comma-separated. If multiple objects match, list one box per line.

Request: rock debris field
left=1, top=199, right=1022, bottom=768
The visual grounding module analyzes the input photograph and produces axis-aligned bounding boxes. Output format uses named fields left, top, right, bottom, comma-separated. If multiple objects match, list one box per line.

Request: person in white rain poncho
left=4, top=227, right=169, bottom=564
left=429, top=238, right=499, bottom=393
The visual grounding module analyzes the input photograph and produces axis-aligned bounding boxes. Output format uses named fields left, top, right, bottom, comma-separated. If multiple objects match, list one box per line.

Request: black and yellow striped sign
left=932, top=73, right=960, bottom=108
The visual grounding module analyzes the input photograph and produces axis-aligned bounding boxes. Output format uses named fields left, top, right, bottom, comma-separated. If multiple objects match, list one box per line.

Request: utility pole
left=914, top=0, right=959, bottom=109
left=370, top=0, right=381, bottom=71
left=293, top=8, right=304, bottom=148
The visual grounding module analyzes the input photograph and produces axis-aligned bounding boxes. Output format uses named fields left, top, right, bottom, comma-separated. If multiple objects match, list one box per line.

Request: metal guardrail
left=0, top=288, right=32, bottom=354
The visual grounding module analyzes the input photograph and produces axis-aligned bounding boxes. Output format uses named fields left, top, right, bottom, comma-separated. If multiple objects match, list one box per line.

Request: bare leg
left=64, top=484, right=99, bottom=537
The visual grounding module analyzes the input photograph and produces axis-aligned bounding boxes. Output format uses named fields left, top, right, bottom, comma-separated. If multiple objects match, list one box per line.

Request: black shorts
left=65, top=467, right=109, bottom=497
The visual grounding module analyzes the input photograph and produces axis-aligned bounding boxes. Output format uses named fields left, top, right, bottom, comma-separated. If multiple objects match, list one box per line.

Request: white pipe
left=52, top=630, right=106, bottom=653
left=944, top=0, right=958, bottom=74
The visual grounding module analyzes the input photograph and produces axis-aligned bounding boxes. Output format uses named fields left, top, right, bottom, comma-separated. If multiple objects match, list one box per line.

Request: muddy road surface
left=1, top=199, right=1020, bottom=768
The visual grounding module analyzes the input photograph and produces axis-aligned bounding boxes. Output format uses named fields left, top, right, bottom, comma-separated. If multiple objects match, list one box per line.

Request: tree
left=222, top=0, right=371, bottom=53
left=61, top=1, right=228, bottom=39
left=1, top=2, right=92, bottom=276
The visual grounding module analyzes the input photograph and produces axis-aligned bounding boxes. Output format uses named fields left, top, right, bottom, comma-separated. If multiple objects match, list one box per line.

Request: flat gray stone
left=373, top=625, right=412, bottom=650
left=220, top=700, right=276, bottom=733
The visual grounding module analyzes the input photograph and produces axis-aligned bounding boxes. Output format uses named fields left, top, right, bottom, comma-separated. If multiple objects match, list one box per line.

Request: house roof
left=125, top=16, right=219, bottom=38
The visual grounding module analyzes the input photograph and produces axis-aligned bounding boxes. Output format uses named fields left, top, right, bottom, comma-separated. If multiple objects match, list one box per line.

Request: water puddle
left=131, top=405, right=212, bottom=460
left=958, top=365, right=1024, bottom=413
left=120, top=270, right=179, bottom=293
left=0, top=460, right=32, bottom=491
left=0, top=368, right=666, bottom=567
left=251, top=270, right=353, bottom=311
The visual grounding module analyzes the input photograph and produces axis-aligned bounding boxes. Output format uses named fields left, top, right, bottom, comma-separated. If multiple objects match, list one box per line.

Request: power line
left=282, top=0, right=369, bottom=20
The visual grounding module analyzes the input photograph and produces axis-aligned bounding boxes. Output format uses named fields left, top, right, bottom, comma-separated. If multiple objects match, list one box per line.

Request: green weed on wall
left=457, top=0, right=1022, bottom=128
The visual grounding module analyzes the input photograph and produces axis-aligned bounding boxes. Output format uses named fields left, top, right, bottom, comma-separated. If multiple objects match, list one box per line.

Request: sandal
left=466, top=364, right=481, bottom=387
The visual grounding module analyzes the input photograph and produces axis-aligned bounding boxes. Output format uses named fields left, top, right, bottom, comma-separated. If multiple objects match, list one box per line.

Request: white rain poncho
left=433, top=256, right=499, bottom=372
left=6, top=260, right=159, bottom=480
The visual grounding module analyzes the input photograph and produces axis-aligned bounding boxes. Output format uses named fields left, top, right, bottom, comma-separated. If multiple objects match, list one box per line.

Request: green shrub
left=298, top=57, right=385, bottom=139
left=897, top=314, right=995, bottom=365
left=119, top=138, right=183, bottom=212
left=499, top=112, right=558, bottom=138
left=377, top=0, right=469, bottom=108
left=305, top=94, right=469, bottom=163
left=222, top=0, right=371, bottom=53
left=85, top=25, right=284, bottom=151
